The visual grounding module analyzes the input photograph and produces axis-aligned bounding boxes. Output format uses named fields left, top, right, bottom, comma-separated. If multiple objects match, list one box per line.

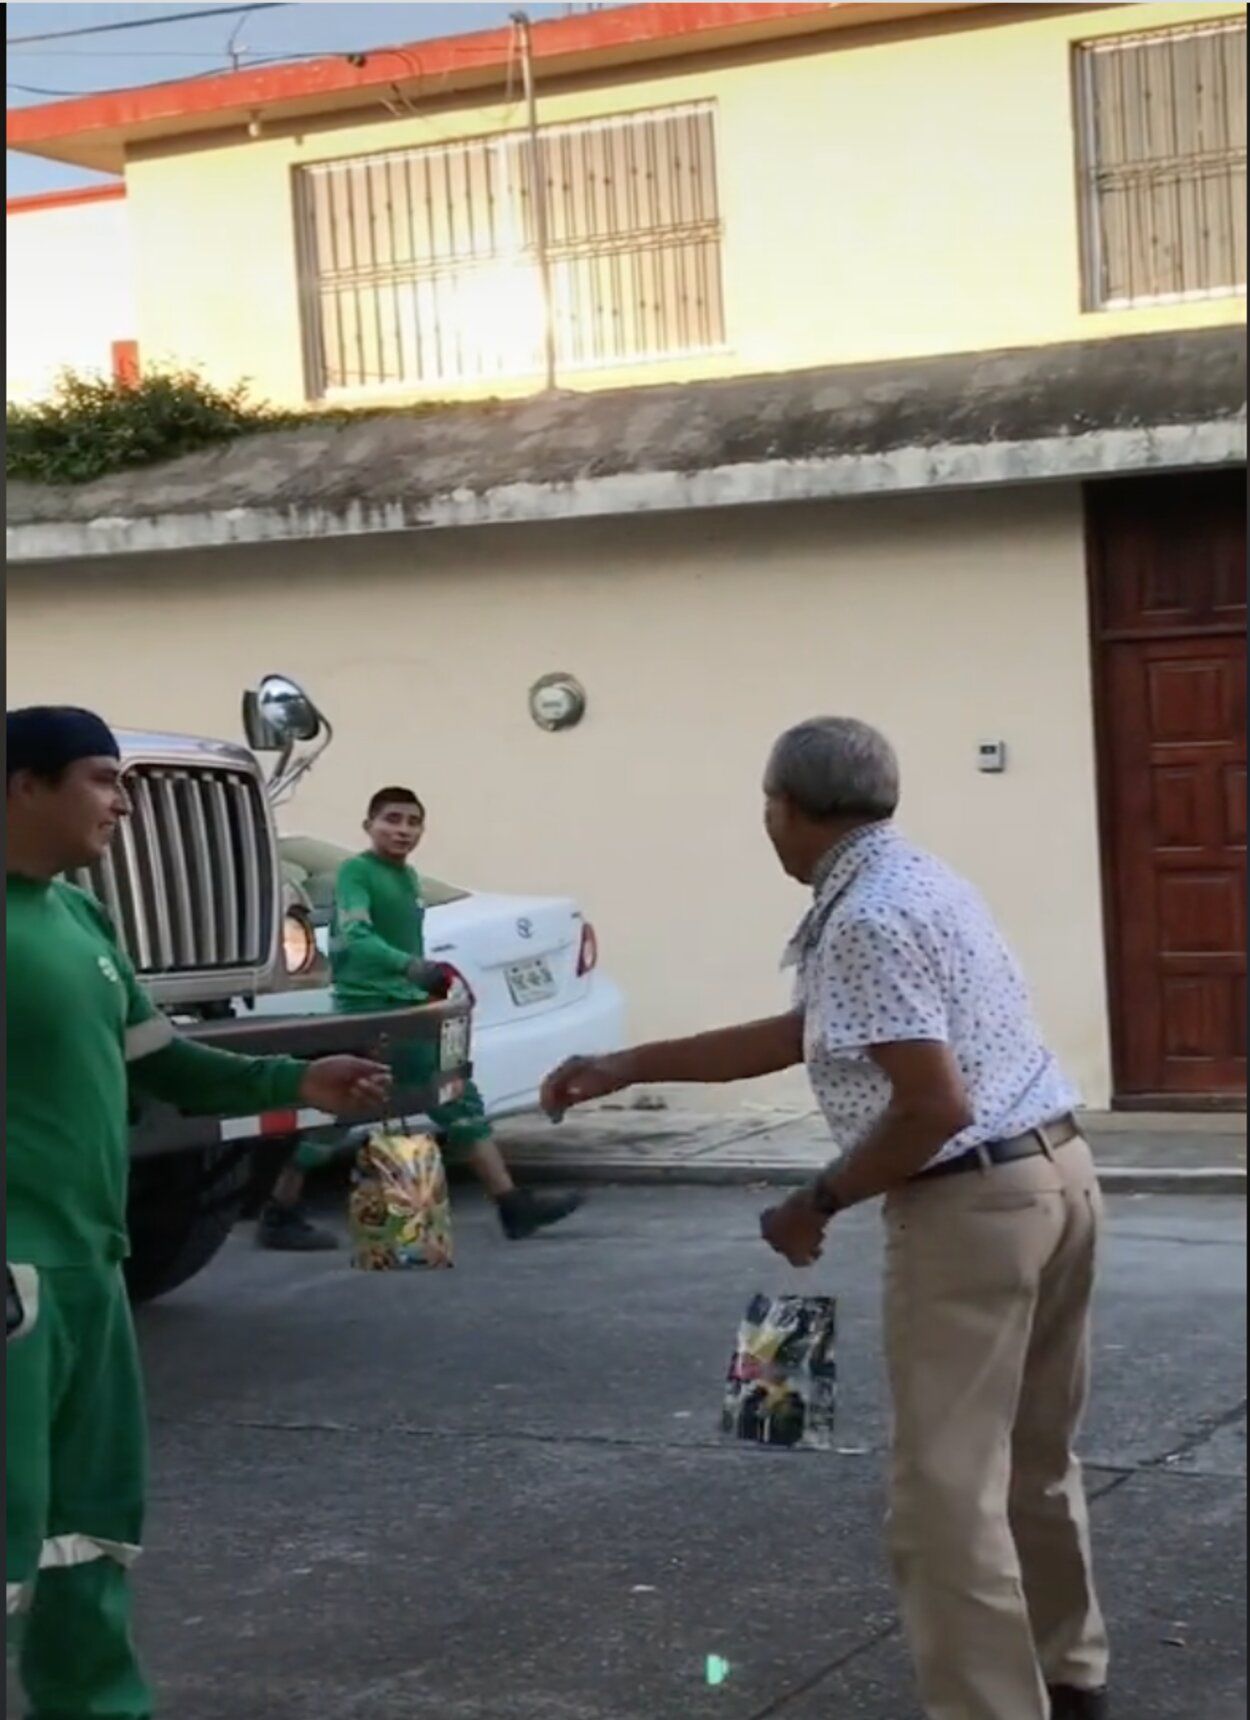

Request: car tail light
left=437, top=962, right=476, bottom=1008
left=577, top=922, right=599, bottom=976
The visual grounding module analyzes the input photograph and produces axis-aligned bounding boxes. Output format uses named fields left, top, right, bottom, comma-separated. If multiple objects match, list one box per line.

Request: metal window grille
left=1075, top=19, right=1247, bottom=309
left=295, top=102, right=725, bottom=396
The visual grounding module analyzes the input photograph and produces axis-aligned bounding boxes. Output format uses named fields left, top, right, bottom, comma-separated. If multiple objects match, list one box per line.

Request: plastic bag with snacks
left=349, top=1130, right=454, bottom=1270
left=722, top=1292, right=836, bottom=1450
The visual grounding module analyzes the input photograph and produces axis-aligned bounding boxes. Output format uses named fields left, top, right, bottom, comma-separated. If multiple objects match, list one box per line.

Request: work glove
left=406, top=957, right=451, bottom=997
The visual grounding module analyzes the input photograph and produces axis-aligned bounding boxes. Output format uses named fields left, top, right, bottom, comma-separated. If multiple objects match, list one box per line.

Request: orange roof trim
left=7, top=2, right=971, bottom=174
left=7, top=182, right=126, bottom=216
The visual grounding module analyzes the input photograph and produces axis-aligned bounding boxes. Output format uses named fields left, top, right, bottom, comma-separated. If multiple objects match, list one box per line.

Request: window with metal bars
left=294, top=102, right=725, bottom=396
left=1074, top=18, right=1247, bottom=309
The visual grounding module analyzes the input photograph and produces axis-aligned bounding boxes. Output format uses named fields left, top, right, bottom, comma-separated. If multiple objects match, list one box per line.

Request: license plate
left=506, top=957, right=557, bottom=1007
left=439, top=1014, right=470, bottom=1070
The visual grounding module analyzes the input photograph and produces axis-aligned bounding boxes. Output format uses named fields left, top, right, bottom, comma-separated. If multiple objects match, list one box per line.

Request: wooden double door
left=1089, top=470, right=1246, bottom=1104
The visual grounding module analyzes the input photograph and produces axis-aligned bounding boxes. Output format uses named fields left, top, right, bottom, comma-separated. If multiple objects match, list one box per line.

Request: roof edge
left=6, top=182, right=126, bottom=216
left=6, top=3, right=971, bottom=172
left=8, top=417, right=1244, bottom=565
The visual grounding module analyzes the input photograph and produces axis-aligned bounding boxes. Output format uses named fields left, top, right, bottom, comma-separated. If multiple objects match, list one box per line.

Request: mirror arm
left=263, top=715, right=333, bottom=808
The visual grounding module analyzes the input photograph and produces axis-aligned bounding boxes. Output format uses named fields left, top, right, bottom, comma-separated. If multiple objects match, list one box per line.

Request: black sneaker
left=257, top=1201, right=339, bottom=1252
left=1048, top=1687, right=1109, bottom=1720
left=497, top=1188, right=585, bottom=1241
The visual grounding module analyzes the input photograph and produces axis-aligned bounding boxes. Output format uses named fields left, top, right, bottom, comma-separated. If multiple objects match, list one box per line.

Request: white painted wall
left=5, top=486, right=1113, bottom=1110
left=6, top=192, right=136, bottom=405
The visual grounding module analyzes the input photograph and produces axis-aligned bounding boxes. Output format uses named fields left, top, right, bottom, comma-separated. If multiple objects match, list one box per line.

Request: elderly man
left=542, top=717, right=1109, bottom=1720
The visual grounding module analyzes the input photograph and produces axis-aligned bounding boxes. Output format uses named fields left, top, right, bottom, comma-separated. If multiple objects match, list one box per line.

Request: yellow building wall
left=124, top=1, right=1245, bottom=409
left=6, top=486, right=1114, bottom=1111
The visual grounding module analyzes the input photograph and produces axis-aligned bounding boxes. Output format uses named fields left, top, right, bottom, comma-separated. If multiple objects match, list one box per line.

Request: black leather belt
left=914, top=1115, right=1080, bottom=1183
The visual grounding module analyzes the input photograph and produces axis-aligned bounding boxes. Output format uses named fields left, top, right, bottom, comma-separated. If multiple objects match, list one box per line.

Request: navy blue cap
left=6, top=706, right=120, bottom=782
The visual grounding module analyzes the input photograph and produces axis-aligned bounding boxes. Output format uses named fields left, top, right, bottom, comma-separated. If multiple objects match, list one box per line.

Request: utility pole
left=226, top=14, right=247, bottom=71
left=511, top=10, right=558, bottom=393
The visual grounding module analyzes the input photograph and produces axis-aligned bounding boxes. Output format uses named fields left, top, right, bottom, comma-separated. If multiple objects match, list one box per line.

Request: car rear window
left=280, top=835, right=470, bottom=913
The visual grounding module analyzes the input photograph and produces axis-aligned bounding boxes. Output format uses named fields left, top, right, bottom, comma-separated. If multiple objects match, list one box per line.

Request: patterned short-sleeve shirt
left=785, top=822, right=1078, bottom=1167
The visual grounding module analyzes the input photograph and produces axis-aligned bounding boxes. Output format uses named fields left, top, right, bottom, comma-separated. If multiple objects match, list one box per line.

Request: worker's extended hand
left=540, top=1054, right=632, bottom=1121
left=407, top=957, right=451, bottom=997
left=760, top=1189, right=828, bottom=1268
left=300, top=1055, right=393, bottom=1116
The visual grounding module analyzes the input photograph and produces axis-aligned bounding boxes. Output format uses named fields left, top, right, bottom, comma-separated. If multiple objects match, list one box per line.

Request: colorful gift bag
left=722, top=1293, right=837, bottom=1450
left=349, top=1130, right=454, bottom=1270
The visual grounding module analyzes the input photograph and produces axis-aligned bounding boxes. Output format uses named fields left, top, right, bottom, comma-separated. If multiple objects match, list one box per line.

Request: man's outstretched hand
left=541, top=1054, right=632, bottom=1121
left=300, top=1056, right=393, bottom=1116
left=760, top=1188, right=829, bottom=1267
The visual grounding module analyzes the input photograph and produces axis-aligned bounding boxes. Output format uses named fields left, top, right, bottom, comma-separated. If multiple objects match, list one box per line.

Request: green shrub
left=5, top=368, right=297, bottom=485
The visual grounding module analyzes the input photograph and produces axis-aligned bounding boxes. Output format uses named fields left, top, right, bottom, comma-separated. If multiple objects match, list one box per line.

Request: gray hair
left=764, top=717, right=900, bottom=821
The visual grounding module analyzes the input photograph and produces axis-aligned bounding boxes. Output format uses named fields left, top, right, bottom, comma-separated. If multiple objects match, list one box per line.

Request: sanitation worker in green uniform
left=258, top=783, right=582, bottom=1247
left=5, top=706, right=392, bottom=1720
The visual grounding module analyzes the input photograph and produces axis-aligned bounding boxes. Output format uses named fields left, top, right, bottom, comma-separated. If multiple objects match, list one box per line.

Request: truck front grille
left=75, top=765, right=275, bottom=976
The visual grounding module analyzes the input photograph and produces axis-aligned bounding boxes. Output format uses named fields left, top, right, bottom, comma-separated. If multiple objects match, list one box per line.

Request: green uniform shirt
left=5, top=875, right=307, bottom=1267
left=330, top=850, right=428, bottom=1013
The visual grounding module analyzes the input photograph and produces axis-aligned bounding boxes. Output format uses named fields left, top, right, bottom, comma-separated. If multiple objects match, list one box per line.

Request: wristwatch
left=811, top=1172, right=845, bottom=1218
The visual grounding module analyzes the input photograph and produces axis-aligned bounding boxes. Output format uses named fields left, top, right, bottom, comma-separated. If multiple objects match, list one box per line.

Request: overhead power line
left=9, top=82, right=87, bottom=98
left=7, top=52, right=302, bottom=99
left=6, top=4, right=284, bottom=49
left=6, top=32, right=544, bottom=101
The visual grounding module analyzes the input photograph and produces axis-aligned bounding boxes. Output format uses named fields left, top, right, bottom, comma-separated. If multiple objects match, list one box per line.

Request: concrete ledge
left=8, top=326, right=1244, bottom=563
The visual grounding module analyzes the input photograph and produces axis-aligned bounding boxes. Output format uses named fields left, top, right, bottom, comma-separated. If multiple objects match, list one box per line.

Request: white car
left=251, top=835, right=625, bottom=1119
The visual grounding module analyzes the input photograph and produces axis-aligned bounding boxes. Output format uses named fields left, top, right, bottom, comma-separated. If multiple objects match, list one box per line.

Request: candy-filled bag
left=722, top=1293, right=836, bottom=1450
left=349, top=1130, right=454, bottom=1270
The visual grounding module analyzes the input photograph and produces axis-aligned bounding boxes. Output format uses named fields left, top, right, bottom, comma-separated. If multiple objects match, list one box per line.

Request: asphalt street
left=33, top=1191, right=1250, bottom=1719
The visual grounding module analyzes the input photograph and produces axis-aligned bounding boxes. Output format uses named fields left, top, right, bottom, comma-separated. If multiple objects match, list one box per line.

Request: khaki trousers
left=883, top=1134, right=1109, bottom=1720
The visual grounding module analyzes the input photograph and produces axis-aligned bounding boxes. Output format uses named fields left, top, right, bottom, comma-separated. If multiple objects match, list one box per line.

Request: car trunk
left=424, top=893, right=588, bottom=1030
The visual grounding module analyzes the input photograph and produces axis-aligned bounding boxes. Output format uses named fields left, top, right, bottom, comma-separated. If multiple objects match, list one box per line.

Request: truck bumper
left=129, top=1001, right=472, bottom=1161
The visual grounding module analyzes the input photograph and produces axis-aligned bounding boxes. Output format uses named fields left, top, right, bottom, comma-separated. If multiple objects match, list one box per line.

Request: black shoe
left=1048, top=1687, right=1109, bottom=1720
left=497, top=1188, right=585, bottom=1240
left=257, top=1201, right=339, bottom=1252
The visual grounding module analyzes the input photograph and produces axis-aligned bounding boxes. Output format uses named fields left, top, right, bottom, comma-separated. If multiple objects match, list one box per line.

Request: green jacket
left=329, top=850, right=429, bottom=1013
left=6, top=876, right=305, bottom=1266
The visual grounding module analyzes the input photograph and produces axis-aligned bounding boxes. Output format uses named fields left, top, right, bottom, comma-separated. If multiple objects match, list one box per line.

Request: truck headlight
left=282, top=908, right=317, bottom=976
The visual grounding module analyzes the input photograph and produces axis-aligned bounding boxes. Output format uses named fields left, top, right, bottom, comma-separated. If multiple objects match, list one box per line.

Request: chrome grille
left=74, top=765, right=274, bottom=976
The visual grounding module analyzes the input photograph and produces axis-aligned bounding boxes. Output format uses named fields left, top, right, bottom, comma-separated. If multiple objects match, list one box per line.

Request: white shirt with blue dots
left=785, top=822, right=1079, bottom=1168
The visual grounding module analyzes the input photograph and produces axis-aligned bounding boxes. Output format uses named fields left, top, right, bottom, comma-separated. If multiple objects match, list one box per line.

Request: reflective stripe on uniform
left=124, top=1016, right=174, bottom=1063
left=8, top=1264, right=40, bottom=1341
left=7, top=1537, right=142, bottom=1608
left=39, top=1535, right=141, bottom=1572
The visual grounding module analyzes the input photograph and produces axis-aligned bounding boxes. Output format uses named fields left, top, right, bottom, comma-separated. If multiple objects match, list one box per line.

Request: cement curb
left=1093, top=1166, right=1246, bottom=1196
left=512, top=1158, right=1247, bottom=1196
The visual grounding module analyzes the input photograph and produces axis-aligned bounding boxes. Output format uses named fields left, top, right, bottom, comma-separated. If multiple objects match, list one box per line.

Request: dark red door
left=1089, top=470, right=1247, bottom=1102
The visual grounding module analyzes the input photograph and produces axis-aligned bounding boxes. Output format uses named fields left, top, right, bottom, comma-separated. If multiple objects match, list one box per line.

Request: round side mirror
left=255, top=674, right=320, bottom=745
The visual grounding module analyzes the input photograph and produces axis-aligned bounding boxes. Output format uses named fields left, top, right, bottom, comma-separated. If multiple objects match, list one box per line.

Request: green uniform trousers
left=293, top=1036, right=491, bottom=1170
left=6, top=1264, right=151, bottom=1720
